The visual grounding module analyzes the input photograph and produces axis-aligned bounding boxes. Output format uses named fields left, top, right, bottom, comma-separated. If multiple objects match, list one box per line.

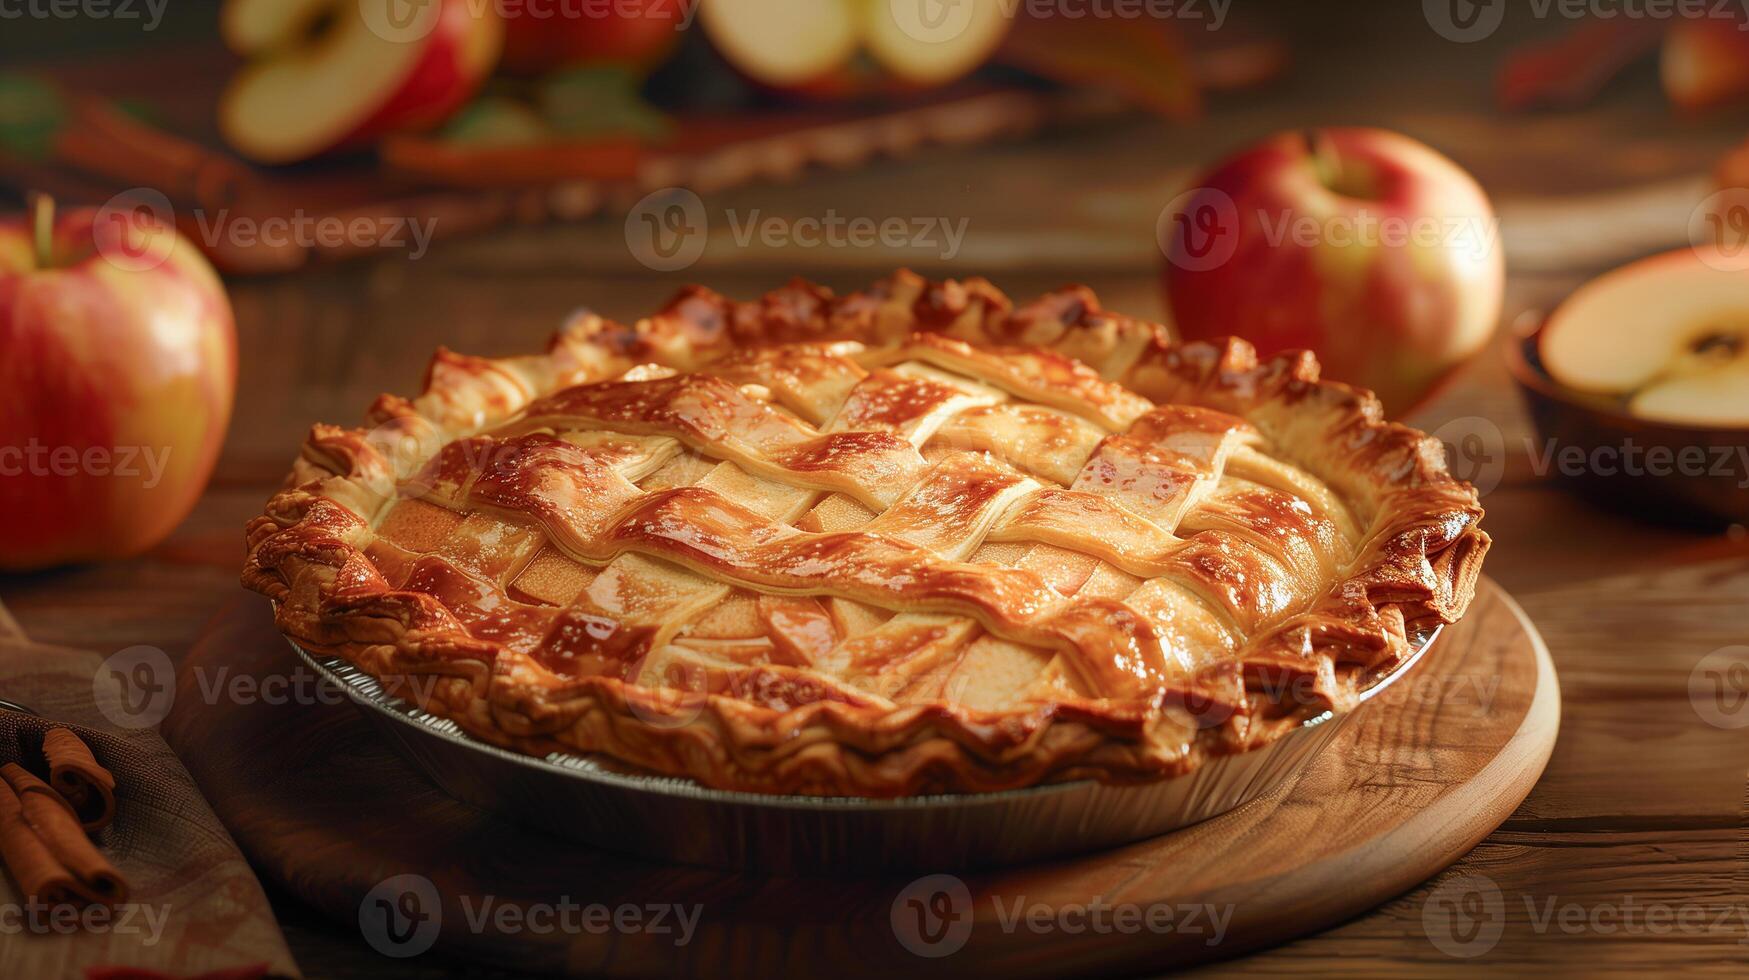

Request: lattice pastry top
left=244, top=271, right=1489, bottom=796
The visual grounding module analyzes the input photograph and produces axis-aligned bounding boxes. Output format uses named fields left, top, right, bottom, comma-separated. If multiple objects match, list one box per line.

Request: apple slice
left=698, top=0, right=860, bottom=88
left=1541, top=245, right=1749, bottom=426
left=220, top=0, right=502, bottom=165
left=1630, top=359, right=1749, bottom=426
left=862, top=0, right=1011, bottom=86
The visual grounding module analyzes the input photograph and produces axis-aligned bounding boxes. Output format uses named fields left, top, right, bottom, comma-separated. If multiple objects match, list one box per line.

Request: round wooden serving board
left=164, top=577, right=1557, bottom=977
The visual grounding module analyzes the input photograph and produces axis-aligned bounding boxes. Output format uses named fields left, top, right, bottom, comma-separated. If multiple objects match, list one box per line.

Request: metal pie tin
left=291, top=629, right=1438, bottom=874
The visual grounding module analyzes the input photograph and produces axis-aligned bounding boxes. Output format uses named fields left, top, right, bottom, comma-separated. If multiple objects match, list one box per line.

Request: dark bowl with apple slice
left=1507, top=246, right=1749, bottom=528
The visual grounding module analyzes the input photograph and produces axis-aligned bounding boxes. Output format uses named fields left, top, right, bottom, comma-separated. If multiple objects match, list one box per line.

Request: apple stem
left=29, top=192, right=55, bottom=270
left=1303, top=130, right=1340, bottom=190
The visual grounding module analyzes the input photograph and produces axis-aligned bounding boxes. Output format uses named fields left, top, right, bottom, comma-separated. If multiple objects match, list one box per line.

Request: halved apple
left=220, top=0, right=503, bottom=165
left=862, top=0, right=1011, bottom=86
left=698, top=0, right=1009, bottom=93
left=697, top=0, right=860, bottom=88
left=1541, top=246, right=1749, bottom=426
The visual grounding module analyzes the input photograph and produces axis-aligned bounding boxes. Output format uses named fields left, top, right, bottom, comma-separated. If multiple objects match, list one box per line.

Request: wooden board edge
left=1093, top=579, right=1561, bottom=972
left=1186, top=581, right=1561, bottom=969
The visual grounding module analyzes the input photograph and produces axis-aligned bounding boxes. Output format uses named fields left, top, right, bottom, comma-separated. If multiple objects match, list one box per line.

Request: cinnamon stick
left=42, top=727, right=117, bottom=832
left=56, top=94, right=252, bottom=211
left=0, top=763, right=126, bottom=905
left=0, top=777, right=80, bottom=907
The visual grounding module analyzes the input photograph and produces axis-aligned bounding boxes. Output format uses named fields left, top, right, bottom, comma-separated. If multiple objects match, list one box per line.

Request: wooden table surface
left=7, top=6, right=1749, bottom=975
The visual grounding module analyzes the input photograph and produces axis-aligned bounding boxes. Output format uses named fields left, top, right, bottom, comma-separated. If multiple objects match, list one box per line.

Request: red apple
left=1160, top=128, right=1504, bottom=413
left=500, top=0, right=693, bottom=75
left=1663, top=12, right=1749, bottom=112
left=220, top=0, right=504, bottom=165
left=0, top=196, right=236, bottom=570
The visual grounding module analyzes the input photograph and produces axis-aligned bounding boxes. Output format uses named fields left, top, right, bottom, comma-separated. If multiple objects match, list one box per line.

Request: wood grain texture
left=161, top=579, right=1553, bottom=977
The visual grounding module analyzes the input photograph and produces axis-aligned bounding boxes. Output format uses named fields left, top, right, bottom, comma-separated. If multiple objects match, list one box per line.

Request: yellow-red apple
left=220, top=0, right=504, bottom=165
left=1160, top=128, right=1504, bottom=413
left=0, top=197, right=236, bottom=570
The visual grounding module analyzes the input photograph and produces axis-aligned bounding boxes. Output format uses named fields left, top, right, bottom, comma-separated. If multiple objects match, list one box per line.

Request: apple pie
left=244, top=272, right=1489, bottom=797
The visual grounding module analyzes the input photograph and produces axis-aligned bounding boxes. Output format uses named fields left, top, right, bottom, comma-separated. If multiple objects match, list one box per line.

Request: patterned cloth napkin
left=0, top=616, right=298, bottom=979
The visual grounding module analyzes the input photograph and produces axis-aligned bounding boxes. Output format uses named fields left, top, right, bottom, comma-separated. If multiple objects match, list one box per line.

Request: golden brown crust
left=242, top=270, right=1489, bottom=797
